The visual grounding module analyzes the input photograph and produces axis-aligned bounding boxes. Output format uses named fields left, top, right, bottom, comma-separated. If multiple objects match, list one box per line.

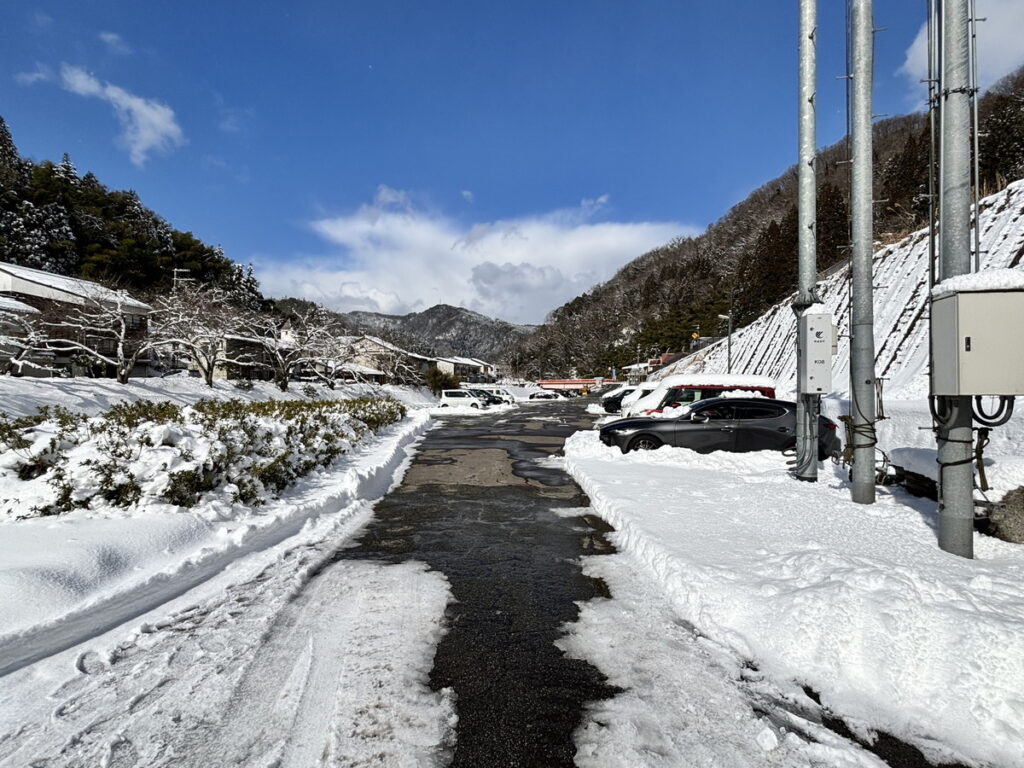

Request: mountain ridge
left=340, top=303, right=536, bottom=362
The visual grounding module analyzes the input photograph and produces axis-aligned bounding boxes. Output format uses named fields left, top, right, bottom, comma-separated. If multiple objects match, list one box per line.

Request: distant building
left=435, top=356, right=495, bottom=382
left=350, top=335, right=434, bottom=384
left=0, top=261, right=152, bottom=377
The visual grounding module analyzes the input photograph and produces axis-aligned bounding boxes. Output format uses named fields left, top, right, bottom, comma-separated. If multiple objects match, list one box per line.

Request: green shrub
left=2, top=394, right=408, bottom=516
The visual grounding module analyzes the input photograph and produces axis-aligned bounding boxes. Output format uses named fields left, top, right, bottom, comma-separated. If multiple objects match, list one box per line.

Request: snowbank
left=564, top=430, right=1024, bottom=767
left=426, top=402, right=517, bottom=417
left=0, top=374, right=436, bottom=419
left=0, top=409, right=432, bottom=676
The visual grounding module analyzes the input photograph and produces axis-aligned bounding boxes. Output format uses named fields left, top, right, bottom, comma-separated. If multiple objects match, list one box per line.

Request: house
left=435, top=356, right=495, bottom=382
left=350, top=335, right=434, bottom=383
left=0, top=261, right=152, bottom=378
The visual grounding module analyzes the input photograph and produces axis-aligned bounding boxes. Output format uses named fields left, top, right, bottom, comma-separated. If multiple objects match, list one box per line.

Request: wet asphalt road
left=338, top=400, right=618, bottom=767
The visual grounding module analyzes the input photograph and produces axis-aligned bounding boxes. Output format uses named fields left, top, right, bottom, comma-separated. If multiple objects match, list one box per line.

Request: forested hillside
left=0, top=117, right=260, bottom=305
left=510, top=66, right=1024, bottom=378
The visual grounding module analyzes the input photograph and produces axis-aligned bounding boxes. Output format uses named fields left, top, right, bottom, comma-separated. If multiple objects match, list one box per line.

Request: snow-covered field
left=562, top=432, right=1024, bottom=767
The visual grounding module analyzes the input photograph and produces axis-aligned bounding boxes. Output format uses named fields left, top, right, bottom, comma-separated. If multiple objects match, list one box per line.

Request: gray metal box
left=798, top=311, right=833, bottom=394
left=931, top=290, right=1024, bottom=396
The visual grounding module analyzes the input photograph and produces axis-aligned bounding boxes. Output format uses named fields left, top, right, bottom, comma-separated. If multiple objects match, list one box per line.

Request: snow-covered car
left=621, top=374, right=777, bottom=417
left=599, top=397, right=841, bottom=459
left=606, top=383, right=659, bottom=414
left=528, top=390, right=560, bottom=400
left=468, top=389, right=504, bottom=406
left=439, top=389, right=486, bottom=408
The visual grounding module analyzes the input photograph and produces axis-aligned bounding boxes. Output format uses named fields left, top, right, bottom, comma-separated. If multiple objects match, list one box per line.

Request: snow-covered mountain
left=342, top=304, right=536, bottom=362
left=657, top=179, right=1024, bottom=401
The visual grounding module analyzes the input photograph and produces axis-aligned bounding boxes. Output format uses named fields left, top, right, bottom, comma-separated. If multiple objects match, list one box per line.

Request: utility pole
left=935, top=0, right=975, bottom=556
left=172, top=268, right=192, bottom=292
left=849, top=0, right=877, bottom=503
left=792, top=0, right=819, bottom=482
left=717, top=313, right=733, bottom=373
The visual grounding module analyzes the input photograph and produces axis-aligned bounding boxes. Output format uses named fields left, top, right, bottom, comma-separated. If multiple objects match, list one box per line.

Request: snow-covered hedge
left=0, top=396, right=406, bottom=519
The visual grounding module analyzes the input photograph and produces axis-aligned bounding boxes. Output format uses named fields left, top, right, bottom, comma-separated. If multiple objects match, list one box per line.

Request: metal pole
left=969, top=0, right=982, bottom=272
left=727, top=313, right=733, bottom=374
left=936, top=0, right=975, bottom=557
left=849, top=0, right=877, bottom=503
left=718, top=313, right=734, bottom=373
left=927, top=0, right=939, bottom=290
left=793, top=0, right=819, bottom=482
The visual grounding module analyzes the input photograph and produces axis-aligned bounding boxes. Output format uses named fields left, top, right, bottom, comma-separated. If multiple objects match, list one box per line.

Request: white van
left=440, top=389, right=486, bottom=408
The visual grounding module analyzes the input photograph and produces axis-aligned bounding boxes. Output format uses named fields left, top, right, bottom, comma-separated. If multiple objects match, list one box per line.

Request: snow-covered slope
left=657, top=179, right=1024, bottom=400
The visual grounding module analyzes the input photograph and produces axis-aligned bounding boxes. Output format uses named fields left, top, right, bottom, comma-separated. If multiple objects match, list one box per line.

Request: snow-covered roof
left=651, top=373, right=777, bottom=390
left=446, top=356, right=486, bottom=368
left=0, top=295, right=39, bottom=314
left=0, top=261, right=152, bottom=313
left=931, top=268, right=1024, bottom=297
left=340, top=362, right=385, bottom=376
left=622, top=362, right=651, bottom=370
left=357, top=335, right=432, bottom=361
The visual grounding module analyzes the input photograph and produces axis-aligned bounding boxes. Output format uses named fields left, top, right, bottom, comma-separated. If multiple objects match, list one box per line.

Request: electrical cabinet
left=798, top=311, right=833, bottom=394
left=931, top=290, right=1024, bottom=396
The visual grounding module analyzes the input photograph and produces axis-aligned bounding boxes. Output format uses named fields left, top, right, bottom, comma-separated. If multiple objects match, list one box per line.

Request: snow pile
left=564, top=430, right=1024, bottom=767
left=1, top=396, right=407, bottom=519
left=427, top=402, right=517, bottom=416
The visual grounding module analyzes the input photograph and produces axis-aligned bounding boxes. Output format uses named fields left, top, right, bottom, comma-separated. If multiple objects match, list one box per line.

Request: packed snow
left=563, top=431, right=1024, bottom=767
left=931, top=266, right=1024, bottom=296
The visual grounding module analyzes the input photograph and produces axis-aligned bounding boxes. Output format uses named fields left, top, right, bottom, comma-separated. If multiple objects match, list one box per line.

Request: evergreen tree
left=0, top=117, right=28, bottom=191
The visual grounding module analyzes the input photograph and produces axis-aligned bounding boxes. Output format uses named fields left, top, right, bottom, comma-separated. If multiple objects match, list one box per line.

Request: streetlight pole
left=717, top=313, right=733, bottom=373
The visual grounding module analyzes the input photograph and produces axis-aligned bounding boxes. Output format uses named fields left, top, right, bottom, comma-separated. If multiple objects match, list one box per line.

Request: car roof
left=651, top=373, right=778, bottom=389
left=694, top=396, right=794, bottom=408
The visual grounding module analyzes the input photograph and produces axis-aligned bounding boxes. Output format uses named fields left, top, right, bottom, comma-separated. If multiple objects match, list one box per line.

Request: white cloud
left=255, top=189, right=697, bottom=325
left=461, top=189, right=475, bottom=203
left=899, top=0, right=1024, bottom=105
left=59, top=64, right=184, bottom=166
left=98, top=31, right=132, bottom=56
left=214, top=92, right=254, bottom=133
left=14, top=63, right=51, bottom=85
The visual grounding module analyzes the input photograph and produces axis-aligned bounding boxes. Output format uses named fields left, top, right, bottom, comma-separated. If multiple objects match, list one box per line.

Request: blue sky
left=4, top=2, right=1023, bottom=324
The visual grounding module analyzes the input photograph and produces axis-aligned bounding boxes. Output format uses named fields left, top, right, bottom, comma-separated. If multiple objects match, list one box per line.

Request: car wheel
left=440, top=403, right=448, bottom=407
left=627, top=435, right=663, bottom=452
left=471, top=403, right=479, bottom=409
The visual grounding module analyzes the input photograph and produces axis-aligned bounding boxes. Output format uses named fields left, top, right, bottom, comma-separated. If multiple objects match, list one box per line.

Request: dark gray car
left=598, top=397, right=841, bottom=460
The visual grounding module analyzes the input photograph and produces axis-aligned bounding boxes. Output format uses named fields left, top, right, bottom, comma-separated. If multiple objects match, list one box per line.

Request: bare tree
left=152, top=283, right=259, bottom=386
left=44, top=290, right=162, bottom=384
left=0, top=305, right=56, bottom=375
left=304, top=332, right=359, bottom=389
left=239, top=305, right=343, bottom=391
